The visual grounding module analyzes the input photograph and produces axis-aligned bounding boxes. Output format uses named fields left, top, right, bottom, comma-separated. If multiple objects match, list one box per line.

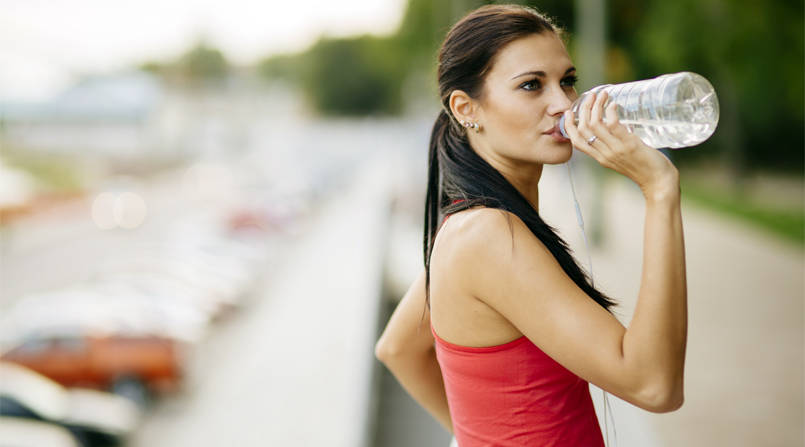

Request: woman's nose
left=547, top=87, right=573, bottom=115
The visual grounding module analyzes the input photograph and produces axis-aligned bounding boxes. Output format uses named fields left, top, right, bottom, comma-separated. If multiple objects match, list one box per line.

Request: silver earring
left=471, top=122, right=480, bottom=133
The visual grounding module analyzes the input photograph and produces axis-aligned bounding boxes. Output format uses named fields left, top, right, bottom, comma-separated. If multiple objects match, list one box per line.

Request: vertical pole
left=574, top=0, right=607, bottom=245
left=574, top=0, right=607, bottom=91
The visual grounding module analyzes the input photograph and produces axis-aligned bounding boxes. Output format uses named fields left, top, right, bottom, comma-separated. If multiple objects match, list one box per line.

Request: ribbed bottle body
left=560, top=72, right=719, bottom=149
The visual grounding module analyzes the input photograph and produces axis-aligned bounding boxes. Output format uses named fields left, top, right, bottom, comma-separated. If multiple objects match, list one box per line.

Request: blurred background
left=1, top=1, right=802, bottom=447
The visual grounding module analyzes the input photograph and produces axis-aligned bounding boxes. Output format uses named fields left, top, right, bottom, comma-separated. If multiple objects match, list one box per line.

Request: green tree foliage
left=257, top=53, right=303, bottom=80
left=609, top=0, right=804, bottom=172
left=302, top=36, right=405, bottom=115
left=140, top=42, right=229, bottom=82
left=181, top=43, right=228, bottom=79
left=258, top=0, right=454, bottom=116
left=257, top=0, right=572, bottom=116
left=258, top=0, right=803, bottom=173
left=521, top=0, right=575, bottom=30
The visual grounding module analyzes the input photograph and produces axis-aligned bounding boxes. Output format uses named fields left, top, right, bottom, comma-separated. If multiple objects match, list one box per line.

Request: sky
left=0, top=0, right=407, bottom=101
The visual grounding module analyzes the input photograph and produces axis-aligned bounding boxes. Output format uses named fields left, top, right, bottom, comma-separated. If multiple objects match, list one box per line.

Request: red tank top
left=432, top=327, right=605, bottom=447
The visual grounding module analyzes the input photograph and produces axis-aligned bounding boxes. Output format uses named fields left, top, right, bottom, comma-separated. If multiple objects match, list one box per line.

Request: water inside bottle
left=620, top=119, right=715, bottom=149
left=608, top=77, right=718, bottom=148
left=560, top=72, right=719, bottom=149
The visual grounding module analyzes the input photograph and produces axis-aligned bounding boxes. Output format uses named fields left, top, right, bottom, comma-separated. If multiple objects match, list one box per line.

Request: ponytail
left=423, top=110, right=448, bottom=308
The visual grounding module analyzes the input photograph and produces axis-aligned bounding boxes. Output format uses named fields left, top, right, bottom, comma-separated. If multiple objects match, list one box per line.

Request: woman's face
left=472, top=32, right=578, bottom=170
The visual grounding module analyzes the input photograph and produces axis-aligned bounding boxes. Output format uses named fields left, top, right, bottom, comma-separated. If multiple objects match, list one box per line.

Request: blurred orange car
left=1, top=332, right=183, bottom=408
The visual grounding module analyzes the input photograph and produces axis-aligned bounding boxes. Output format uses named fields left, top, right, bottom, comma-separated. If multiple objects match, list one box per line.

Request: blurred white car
left=102, top=255, right=243, bottom=309
left=93, top=270, right=223, bottom=318
left=75, top=283, right=211, bottom=343
left=166, top=230, right=267, bottom=265
left=1, top=290, right=163, bottom=343
left=0, top=362, right=140, bottom=447
left=158, top=249, right=254, bottom=298
left=0, top=417, right=81, bottom=447
left=1, top=286, right=205, bottom=342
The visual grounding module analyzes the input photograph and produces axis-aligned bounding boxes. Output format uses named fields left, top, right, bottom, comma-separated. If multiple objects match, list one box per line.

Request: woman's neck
left=502, top=165, right=542, bottom=210
left=475, top=150, right=543, bottom=210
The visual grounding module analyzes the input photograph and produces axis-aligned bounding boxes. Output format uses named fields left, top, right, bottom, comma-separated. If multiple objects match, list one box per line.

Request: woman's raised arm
left=439, top=91, right=687, bottom=413
left=563, top=90, right=688, bottom=410
left=375, top=269, right=453, bottom=432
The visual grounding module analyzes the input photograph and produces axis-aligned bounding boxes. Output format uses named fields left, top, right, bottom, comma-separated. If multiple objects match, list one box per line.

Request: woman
left=375, top=4, right=687, bottom=446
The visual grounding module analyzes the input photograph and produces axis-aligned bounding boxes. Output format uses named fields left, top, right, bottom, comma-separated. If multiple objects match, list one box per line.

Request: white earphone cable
left=565, top=163, right=618, bottom=447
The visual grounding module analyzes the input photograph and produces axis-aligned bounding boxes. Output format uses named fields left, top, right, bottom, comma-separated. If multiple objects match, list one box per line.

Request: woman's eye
left=561, top=75, right=579, bottom=88
left=520, top=79, right=540, bottom=91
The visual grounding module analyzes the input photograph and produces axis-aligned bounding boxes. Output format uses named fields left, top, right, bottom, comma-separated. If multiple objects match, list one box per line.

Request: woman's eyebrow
left=510, top=66, right=576, bottom=81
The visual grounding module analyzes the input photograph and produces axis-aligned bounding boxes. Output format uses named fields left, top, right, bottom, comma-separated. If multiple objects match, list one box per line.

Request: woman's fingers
left=566, top=92, right=638, bottom=171
left=577, top=92, right=619, bottom=159
left=579, top=92, right=615, bottom=145
left=588, top=91, right=607, bottom=129
left=576, top=91, right=595, bottom=135
left=604, top=101, right=630, bottom=139
left=563, top=110, right=608, bottom=166
left=588, top=93, right=623, bottom=150
left=566, top=90, right=677, bottom=191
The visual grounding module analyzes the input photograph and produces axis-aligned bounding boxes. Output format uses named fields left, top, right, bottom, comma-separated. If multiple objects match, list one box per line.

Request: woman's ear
left=449, top=90, right=478, bottom=124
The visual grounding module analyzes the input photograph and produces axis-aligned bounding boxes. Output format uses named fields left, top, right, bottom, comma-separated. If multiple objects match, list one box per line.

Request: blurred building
left=1, top=71, right=180, bottom=161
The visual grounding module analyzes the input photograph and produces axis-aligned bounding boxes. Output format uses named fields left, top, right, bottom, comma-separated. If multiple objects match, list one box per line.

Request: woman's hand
left=563, top=91, right=679, bottom=200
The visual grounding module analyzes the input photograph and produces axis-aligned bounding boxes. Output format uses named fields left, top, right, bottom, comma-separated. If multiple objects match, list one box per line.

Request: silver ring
left=587, top=135, right=598, bottom=145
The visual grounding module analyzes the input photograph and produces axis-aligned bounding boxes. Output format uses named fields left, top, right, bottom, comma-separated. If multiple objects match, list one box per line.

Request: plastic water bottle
left=559, top=72, right=719, bottom=149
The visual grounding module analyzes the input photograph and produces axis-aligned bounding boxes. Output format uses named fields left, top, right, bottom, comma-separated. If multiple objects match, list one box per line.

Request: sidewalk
left=539, top=163, right=804, bottom=447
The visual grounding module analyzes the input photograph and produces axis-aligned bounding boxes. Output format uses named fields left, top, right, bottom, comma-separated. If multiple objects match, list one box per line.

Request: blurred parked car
left=226, top=208, right=273, bottom=236
left=0, top=362, right=139, bottom=447
left=92, top=270, right=224, bottom=319
left=224, top=193, right=308, bottom=237
left=166, top=223, right=269, bottom=262
left=0, top=417, right=81, bottom=447
left=73, top=283, right=211, bottom=343
left=101, top=254, right=244, bottom=312
left=1, top=296, right=185, bottom=408
left=2, top=286, right=203, bottom=343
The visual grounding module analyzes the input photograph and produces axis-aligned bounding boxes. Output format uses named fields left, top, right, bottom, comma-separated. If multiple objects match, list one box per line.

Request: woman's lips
left=546, top=129, right=570, bottom=143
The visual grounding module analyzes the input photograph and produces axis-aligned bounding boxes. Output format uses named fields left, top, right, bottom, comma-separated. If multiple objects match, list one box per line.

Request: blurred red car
left=1, top=331, right=183, bottom=408
left=1, top=289, right=188, bottom=407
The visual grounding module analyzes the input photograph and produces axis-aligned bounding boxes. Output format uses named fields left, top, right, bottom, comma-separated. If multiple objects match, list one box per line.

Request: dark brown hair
left=424, top=4, right=615, bottom=311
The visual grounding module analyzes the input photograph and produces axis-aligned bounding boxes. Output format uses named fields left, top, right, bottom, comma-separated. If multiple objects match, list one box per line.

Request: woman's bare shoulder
left=433, top=207, right=556, bottom=292
left=437, top=207, right=547, bottom=261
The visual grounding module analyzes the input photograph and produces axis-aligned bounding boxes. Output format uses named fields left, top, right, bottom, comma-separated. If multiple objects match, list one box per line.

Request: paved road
left=0, top=171, right=214, bottom=311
